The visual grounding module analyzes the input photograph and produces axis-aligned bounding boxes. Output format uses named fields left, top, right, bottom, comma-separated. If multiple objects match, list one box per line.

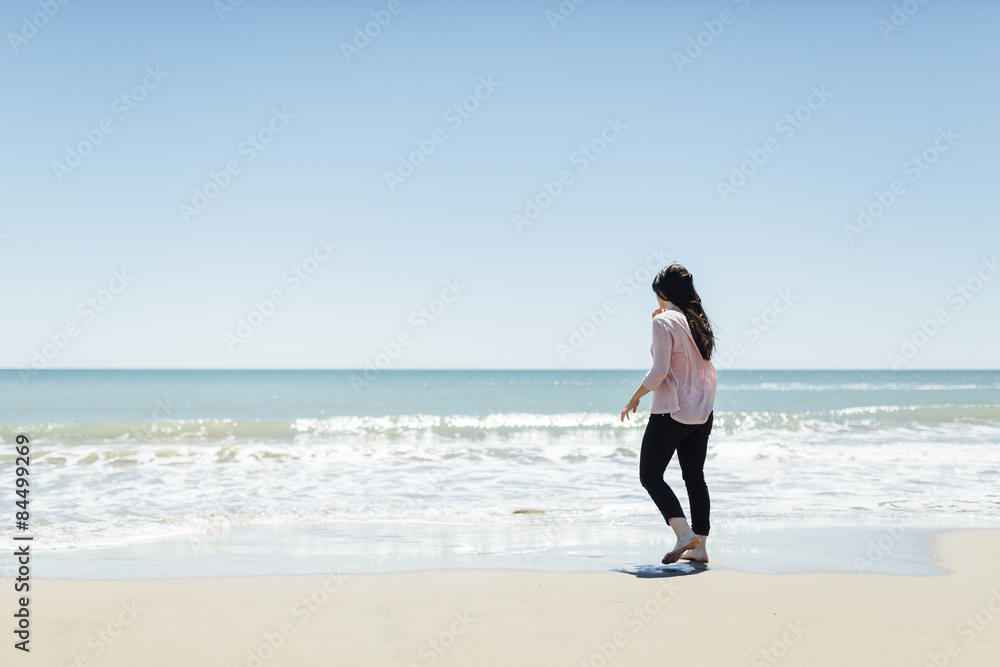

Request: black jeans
left=638, top=411, right=713, bottom=536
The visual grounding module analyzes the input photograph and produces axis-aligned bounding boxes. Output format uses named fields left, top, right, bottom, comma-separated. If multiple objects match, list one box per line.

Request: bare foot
left=680, top=534, right=709, bottom=562
left=662, top=534, right=700, bottom=564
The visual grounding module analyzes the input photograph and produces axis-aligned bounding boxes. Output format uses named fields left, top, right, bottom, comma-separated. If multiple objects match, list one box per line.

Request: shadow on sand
left=614, top=561, right=709, bottom=578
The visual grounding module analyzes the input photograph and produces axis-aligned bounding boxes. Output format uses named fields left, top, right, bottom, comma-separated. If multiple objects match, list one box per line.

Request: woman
left=620, top=263, right=717, bottom=565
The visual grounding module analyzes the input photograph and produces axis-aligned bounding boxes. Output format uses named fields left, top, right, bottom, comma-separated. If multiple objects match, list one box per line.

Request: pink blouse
left=641, top=304, right=717, bottom=424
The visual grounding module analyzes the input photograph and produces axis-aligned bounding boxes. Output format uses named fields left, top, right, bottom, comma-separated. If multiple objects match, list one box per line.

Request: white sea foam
left=5, top=405, right=1000, bottom=448
left=13, top=409, right=1000, bottom=551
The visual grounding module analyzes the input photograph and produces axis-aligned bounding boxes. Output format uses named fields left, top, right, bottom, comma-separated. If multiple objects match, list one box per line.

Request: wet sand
left=6, top=530, right=999, bottom=666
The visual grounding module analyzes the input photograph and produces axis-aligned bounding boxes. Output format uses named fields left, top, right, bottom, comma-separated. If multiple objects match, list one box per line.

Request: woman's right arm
left=621, top=383, right=650, bottom=421
left=621, top=318, right=673, bottom=422
left=641, top=318, right=672, bottom=391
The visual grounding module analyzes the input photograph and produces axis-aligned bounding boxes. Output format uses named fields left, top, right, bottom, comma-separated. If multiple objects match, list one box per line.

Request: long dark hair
left=651, top=263, right=715, bottom=361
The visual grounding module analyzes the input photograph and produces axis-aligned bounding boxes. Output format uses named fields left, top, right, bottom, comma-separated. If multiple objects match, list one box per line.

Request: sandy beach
left=5, top=529, right=997, bottom=666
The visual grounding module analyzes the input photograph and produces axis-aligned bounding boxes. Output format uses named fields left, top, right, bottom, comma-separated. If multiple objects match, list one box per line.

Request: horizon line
left=3, top=368, right=999, bottom=373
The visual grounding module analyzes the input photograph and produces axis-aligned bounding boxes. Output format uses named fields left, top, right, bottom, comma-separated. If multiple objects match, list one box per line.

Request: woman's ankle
left=667, top=517, right=696, bottom=540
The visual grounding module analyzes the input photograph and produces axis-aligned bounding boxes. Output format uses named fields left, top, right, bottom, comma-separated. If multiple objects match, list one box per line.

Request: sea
left=2, top=369, right=998, bottom=578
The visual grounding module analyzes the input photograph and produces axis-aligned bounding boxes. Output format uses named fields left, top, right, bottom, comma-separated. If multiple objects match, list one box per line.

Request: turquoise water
left=1, top=369, right=998, bottom=576
left=4, top=369, right=1000, bottom=423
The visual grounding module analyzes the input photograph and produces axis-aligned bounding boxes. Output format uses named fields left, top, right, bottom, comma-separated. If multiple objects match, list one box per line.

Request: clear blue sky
left=2, top=0, right=997, bottom=370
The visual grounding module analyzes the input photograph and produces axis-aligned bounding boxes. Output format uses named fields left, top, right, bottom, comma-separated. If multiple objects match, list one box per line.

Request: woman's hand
left=651, top=307, right=665, bottom=318
left=621, top=395, right=640, bottom=422
left=621, top=385, right=650, bottom=422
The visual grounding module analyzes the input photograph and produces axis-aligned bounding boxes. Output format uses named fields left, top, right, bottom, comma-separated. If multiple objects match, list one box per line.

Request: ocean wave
left=724, top=382, right=999, bottom=392
left=3, top=406, right=999, bottom=447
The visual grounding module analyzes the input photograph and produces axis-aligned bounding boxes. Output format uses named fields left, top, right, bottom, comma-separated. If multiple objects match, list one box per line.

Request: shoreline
left=6, top=530, right=1000, bottom=665
left=27, top=522, right=979, bottom=580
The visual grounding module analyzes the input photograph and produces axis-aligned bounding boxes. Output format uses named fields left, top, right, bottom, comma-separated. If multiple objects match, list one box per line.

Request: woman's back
left=644, top=306, right=717, bottom=424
